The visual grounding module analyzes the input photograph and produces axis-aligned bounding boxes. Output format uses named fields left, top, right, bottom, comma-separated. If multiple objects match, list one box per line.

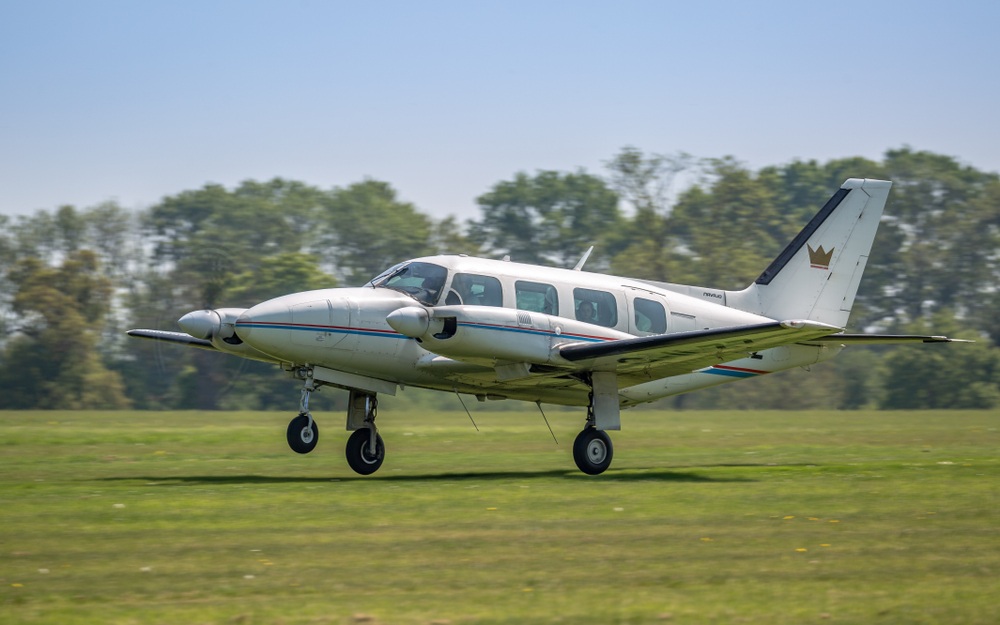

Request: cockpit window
left=367, top=262, right=448, bottom=306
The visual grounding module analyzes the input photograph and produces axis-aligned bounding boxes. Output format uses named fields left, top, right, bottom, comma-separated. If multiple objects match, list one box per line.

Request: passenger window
left=574, top=288, right=618, bottom=328
left=634, top=297, right=667, bottom=334
left=515, top=281, right=558, bottom=315
left=451, top=273, right=503, bottom=307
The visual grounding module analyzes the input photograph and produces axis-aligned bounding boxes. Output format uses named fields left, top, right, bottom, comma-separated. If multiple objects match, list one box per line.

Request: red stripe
left=712, top=365, right=769, bottom=375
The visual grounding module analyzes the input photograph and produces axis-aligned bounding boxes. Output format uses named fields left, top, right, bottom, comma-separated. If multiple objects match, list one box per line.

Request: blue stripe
left=702, top=367, right=758, bottom=378
left=235, top=323, right=411, bottom=340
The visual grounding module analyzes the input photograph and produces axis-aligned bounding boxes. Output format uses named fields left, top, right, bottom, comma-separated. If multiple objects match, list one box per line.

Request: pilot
left=577, top=301, right=595, bottom=323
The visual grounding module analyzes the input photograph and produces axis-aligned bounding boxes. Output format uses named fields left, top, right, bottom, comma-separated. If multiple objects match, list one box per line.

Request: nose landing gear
left=287, top=374, right=319, bottom=454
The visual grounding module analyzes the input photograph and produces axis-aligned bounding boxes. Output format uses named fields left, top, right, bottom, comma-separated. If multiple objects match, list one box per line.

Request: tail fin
left=728, top=178, right=892, bottom=328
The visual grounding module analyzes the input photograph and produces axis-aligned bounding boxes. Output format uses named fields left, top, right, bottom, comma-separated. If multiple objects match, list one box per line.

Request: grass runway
left=1, top=409, right=997, bottom=624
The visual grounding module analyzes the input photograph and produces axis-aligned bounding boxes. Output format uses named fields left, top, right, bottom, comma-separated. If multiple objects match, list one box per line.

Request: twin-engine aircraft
left=129, top=179, right=965, bottom=475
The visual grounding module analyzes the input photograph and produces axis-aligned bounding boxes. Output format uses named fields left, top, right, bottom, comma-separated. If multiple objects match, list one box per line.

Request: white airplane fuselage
left=221, top=254, right=836, bottom=407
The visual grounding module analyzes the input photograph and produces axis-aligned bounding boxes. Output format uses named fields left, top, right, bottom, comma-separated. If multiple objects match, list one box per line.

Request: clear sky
left=2, top=0, right=998, bottom=220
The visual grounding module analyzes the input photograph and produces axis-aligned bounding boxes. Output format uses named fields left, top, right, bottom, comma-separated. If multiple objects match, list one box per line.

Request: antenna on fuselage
left=572, top=246, right=594, bottom=271
left=536, top=401, right=558, bottom=444
left=454, top=390, right=479, bottom=432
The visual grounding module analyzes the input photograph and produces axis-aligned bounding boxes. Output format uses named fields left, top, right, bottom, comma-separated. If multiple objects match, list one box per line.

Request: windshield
left=367, top=262, right=448, bottom=306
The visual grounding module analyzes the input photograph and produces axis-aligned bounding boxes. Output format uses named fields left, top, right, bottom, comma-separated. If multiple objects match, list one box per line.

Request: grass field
left=1, top=408, right=997, bottom=624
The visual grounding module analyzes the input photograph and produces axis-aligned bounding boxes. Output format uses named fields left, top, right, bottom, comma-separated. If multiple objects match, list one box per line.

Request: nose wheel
left=287, top=413, right=319, bottom=454
left=287, top=371, right=319, bottom=454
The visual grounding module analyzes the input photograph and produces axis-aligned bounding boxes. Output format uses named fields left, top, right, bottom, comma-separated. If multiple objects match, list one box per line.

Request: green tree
left=880, top=312, right=997, bottom=409
left=224, top=251, right=336, bottom=307
left=878, top=148, right=1000, bottom=330
left=0, top=251, right=129, bottom=409
left=604, top=147, right=694, bottom=280
left=319, top=179, right=434, bottom=284
left=664, top=158, right=790, bottom=288
left=471, top=170, right=620, bottom=267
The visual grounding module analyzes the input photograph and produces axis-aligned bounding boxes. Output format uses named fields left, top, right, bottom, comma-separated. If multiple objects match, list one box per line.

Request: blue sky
left=2, top=0, right=998, bottom=220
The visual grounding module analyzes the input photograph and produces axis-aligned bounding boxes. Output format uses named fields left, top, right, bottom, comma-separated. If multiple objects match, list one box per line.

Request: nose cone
left=386, top=306, right=429, bottom=338
left=178, top=310, right=221, bottom=339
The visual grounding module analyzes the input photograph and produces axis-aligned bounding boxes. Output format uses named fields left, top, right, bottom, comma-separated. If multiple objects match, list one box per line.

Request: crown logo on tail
left=807, top=244, right=834, bottom=270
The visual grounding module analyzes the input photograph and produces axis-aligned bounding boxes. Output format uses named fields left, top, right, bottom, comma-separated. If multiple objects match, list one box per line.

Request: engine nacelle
left=387, top=305, right=631, bottom=366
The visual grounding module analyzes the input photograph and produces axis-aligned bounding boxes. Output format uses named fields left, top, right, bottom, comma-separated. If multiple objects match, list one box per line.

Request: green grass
left=1, top=409, right=997, bottom=624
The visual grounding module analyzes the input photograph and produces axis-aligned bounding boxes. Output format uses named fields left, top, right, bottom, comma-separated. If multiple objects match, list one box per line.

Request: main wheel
left=287, top=413, right=319, bottom=454
left=573, top=428, right=613, bottom=475
left=345, top=428, right=385, bottom=475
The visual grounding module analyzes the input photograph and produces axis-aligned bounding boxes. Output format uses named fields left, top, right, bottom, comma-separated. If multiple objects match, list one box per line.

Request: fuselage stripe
left=235, top=319, right=618, bottom=344
left=702, top=364, right=770, bottom=378
left=235, top=321, right=410, bottom=339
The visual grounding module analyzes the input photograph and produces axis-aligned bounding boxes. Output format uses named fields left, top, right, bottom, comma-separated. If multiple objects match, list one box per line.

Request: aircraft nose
left=178, top=310, right=220, bottom=339
left=233, top=299, right=293, bottom=353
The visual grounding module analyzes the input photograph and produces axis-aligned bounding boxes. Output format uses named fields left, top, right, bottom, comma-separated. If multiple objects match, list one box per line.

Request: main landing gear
left=285, top=367, right=618, bottom=476
left=287, top=368, right=385, bottom=476
left=571, top=372, right=619, bottom=475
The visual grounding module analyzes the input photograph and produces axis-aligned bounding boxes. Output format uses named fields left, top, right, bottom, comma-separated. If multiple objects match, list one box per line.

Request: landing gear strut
left=571, top=373, right=617, bottom=475
left=345, top=391, right=384, bottom=475
left=287, top=373, right=319, bottom=454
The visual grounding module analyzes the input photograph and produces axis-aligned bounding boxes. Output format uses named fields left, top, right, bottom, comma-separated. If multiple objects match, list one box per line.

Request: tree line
left=1, top=147, right=997, bottom=411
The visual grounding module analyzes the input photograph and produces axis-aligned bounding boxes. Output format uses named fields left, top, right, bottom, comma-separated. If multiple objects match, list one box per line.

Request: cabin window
left=515, top=281, right=558, bottom=315
left=574, top=288, right=618, bottom=327
left=449, top=273, right=503, bottom=307
left=634, top=297, right=667, bottom=334
left=368, top=261, right=448, bottom=306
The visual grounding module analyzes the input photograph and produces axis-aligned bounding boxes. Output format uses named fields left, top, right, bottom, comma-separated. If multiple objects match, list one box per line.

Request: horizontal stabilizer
left=807, top=333, right=973, bottom=345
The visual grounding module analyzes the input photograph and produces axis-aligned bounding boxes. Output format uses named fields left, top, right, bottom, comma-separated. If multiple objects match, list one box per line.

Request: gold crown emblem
left=807, top=244, right=834, bottom=269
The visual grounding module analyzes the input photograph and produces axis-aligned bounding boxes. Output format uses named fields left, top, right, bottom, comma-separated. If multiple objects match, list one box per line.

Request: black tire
left=346, top=428, right=385, bottom=475
left=572, top=428, right=613, bottom=475
left=286, top=413, right=319, bottom=454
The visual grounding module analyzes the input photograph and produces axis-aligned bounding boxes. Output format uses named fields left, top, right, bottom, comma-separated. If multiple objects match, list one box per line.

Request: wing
left=126, top=329, right=217, bottom=351
left=557, top=320, right=843, bottom=382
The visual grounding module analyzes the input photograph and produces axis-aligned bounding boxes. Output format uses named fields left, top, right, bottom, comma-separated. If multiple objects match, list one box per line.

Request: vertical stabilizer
left=727, top=178, right=892, bottom=328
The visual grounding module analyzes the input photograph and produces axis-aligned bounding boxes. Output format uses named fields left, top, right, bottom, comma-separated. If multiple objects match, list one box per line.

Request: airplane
left=128, top=178, right=967, bottom=476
